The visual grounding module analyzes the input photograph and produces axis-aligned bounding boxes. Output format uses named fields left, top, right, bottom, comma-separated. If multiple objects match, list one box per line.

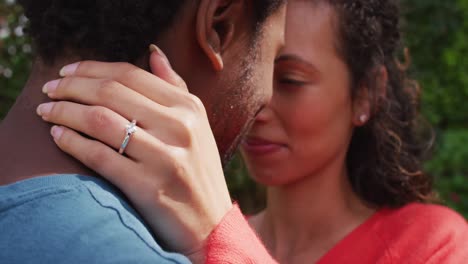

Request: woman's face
left=242, top=1, right=363, bottom=185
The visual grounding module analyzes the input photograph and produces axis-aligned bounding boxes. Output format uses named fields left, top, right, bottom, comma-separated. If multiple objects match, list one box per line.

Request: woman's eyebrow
left=275, top=54, right=319, bottom=74
left=275, top=54, right=313, bottom=67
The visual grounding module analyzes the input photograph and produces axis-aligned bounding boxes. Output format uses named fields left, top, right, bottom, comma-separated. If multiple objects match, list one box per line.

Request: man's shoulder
left=0, top=174, right=189, bottom=264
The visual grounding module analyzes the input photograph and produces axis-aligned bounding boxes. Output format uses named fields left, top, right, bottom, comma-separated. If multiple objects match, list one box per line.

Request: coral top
left=205, top=203, right=468, bottom=263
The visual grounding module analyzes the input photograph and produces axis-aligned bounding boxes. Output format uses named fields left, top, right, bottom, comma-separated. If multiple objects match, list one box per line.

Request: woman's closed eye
left=274, top=54, right=320, bottom=89
left=276, top=72, right=311, bottom=89
left=278, top=77, right=308, bottom=86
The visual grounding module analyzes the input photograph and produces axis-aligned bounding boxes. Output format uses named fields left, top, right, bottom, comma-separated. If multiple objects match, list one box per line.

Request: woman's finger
left=44, top=76, right=175, bottom=124
left=62, top=61, right=185, bottom=106
left=37, top=101, right=159, bottom=161
left=148, top=45, right=188, bottom=91
left=50, top=125, right=154, bottom=194
left=59, top=47, right=188, bottom=106
left=60, top=60, right=145, bottom=80
left=50, top=125, right=136, bottom=182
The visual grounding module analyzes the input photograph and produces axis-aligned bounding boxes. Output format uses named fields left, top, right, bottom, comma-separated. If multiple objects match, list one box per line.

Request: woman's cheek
left=287, top=100, right=349, bottom=171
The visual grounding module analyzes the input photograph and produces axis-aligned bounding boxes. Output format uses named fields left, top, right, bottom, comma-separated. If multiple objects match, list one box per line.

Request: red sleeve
left=204, top=204, right=278, bottom=264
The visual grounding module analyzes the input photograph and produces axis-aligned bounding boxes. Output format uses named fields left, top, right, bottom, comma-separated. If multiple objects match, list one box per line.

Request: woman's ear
left=353, top=86, right=371, bottom=126
left=353, top=66, right=388, bottom=126
left=196, top=0, right=244, bottom=72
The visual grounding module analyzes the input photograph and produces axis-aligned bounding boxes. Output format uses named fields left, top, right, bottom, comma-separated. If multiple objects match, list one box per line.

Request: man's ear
left=196, top=0, right=244, bottom=72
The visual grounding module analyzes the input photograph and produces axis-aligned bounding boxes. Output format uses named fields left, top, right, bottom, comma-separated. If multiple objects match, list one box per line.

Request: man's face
left=212, top=8, right=286, bottom=165
left=213, top=9, right=286, bottom=164
left=158, top=5, right=286, bottom=165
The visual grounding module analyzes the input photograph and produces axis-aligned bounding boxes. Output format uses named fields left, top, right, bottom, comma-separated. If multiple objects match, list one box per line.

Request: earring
left=359, top=114, right=368, bottom=124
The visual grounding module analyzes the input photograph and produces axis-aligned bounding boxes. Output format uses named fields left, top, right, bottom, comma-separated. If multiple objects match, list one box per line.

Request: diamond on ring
left=126, top=120, right=137, bottom=134
left=119, top=120, right=137, bottom=155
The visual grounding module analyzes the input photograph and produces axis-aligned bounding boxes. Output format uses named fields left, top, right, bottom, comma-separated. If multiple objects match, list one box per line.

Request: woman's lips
left=242, top=137, right=286, bottom=156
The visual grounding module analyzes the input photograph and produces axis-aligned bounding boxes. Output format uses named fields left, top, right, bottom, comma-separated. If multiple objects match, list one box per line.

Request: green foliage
left=0, top=1, right=466, bottom=217
left=402, top=0, right=468, bottom=127
left=225, top=153, right=266, bottom=215
left=426, top=130, right=468, bottom=217
left=401, top=0, right=468, bottom=218
left=0, top=1, right=31, bottom=117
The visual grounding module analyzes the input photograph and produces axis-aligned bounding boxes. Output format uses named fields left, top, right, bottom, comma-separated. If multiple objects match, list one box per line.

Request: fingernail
left=149, top=44, right=171, bottom=67
left=42, top=79, right=61, bottom=94
left=36, top=102, right=55, bottom=116
left=59, top=62, right=80, bottom=77
left=51, top=126, right=64, bottom=140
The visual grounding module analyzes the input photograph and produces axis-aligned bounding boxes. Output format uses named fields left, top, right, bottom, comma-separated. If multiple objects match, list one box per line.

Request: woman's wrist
left=204, top=204, right=277, bottom=264
left=185, top=203, right=235, bottom=264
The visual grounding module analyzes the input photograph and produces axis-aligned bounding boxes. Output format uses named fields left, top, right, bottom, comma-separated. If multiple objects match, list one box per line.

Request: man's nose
left=255, top=104, right=275, bottom=123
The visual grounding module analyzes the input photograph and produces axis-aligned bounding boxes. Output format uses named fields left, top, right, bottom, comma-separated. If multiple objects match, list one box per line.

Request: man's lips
left=242, top=137, right=286, bottom=156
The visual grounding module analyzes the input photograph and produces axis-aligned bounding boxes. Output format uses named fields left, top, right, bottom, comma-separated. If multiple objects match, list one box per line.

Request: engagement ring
left=118, top=120, right=137, bottom=155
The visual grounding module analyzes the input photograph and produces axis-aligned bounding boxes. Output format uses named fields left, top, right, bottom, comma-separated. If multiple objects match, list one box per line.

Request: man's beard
left=220, top=112, right=258, bottom=168
left=212, top=45, right=264, bottom=169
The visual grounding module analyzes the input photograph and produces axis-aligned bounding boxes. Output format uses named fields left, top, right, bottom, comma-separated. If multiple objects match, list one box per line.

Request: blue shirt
left=0, top=174, right=190, bottom=264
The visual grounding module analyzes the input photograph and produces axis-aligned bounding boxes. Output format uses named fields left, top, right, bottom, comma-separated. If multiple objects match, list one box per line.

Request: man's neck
left=0, top=58, right=96, bottom=185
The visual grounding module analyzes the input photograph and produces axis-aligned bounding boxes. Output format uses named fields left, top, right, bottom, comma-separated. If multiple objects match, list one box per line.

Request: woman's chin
left=245, top=165, right=289, bottom=186
left=240, top=144, right=288, bottom=165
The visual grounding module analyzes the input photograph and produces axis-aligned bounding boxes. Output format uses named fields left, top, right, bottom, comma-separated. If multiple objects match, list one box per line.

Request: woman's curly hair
left=327, top=0, right=437, bottom=207
left=18, top=0, right=285, bottom=64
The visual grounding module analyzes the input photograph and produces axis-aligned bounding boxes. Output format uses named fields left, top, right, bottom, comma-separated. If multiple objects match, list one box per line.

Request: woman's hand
left=36, top=45, right=233, bottom=259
